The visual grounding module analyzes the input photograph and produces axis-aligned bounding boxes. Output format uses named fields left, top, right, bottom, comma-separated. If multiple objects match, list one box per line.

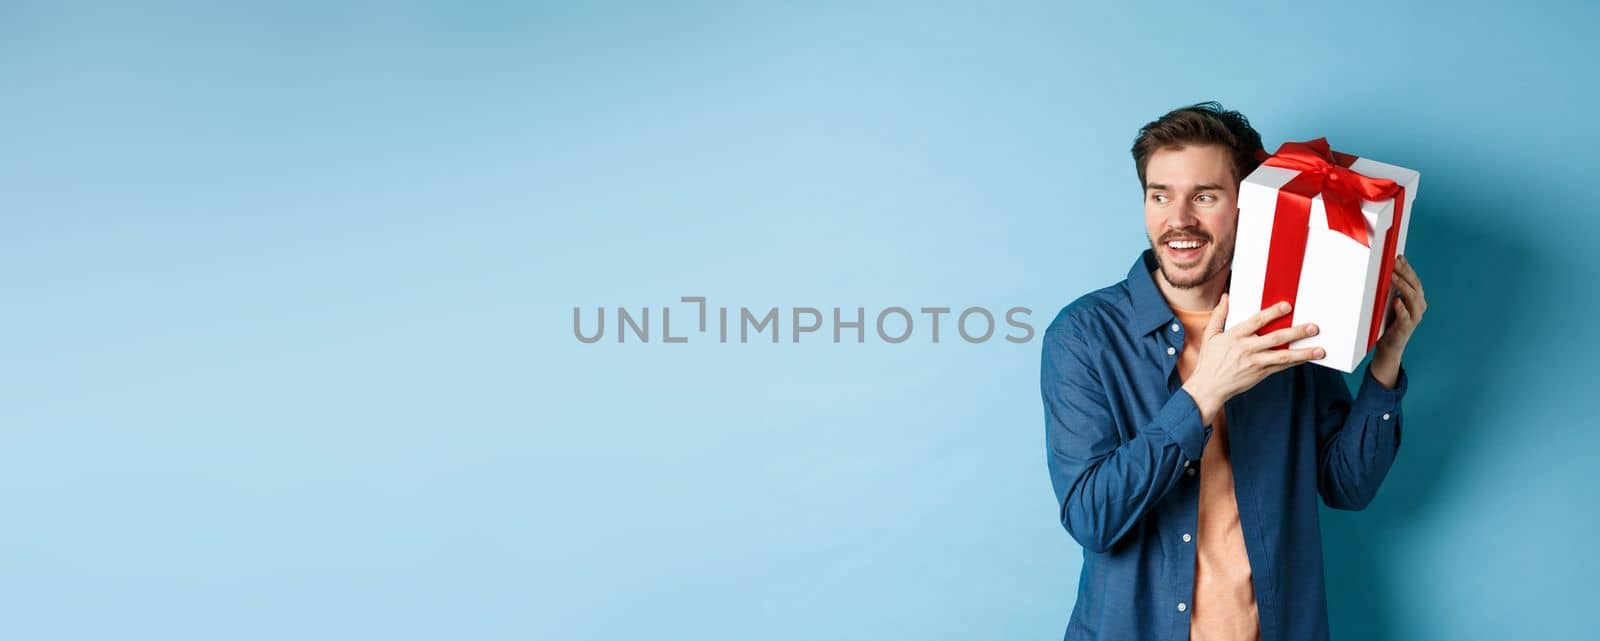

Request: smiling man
left=1040, top=102, right=1428, bottom=641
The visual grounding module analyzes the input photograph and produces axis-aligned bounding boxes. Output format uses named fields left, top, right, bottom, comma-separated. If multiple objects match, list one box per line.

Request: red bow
left=1260, top=138, right=1401, bottom=247
left=1255, top=138, right=1408, bottom=351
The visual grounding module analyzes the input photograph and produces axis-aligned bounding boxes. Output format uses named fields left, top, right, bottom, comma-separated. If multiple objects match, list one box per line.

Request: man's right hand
left=1181, top=294, right=1325, bottom=426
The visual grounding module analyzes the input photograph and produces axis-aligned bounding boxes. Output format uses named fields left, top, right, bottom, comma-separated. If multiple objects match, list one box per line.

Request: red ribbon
left=1255, top=138, right=1407, bottom=352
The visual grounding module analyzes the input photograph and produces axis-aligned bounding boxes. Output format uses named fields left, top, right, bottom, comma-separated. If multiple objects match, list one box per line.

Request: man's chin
left=1163, top=271, right=1206, bottom=289
left=1151, top=243, right=1231, bottom=290
left=1160, top=260, right=1215, bottom=290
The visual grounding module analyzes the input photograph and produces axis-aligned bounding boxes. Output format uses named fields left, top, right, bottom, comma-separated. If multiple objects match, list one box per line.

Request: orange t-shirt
left=1173, top=306, right=1261, bottom=641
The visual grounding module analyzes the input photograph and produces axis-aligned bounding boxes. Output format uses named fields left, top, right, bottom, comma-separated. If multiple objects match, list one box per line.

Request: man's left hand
left=1370, top=255, right=1426, bottom=388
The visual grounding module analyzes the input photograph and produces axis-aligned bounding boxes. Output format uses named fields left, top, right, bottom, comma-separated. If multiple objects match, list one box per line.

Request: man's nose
left=1166, top=202, right=1200, bottom=227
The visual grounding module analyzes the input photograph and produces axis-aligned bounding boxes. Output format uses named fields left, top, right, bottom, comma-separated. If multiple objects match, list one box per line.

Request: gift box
left=1224, top=138, right=1420, bottom=373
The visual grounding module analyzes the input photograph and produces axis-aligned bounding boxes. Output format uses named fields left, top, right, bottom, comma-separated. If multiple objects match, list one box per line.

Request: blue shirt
left=1040, top=249, right=1407, bottom=641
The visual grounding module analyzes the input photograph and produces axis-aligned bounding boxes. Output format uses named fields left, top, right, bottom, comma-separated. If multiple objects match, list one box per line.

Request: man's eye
left=1195, top=194, right=1216, bottom=203
left=1151, top=194, right=1169, bottom=203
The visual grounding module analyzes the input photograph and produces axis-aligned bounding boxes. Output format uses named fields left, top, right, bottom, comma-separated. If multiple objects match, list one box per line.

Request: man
left=1040, top=102, right=1427, bottom=641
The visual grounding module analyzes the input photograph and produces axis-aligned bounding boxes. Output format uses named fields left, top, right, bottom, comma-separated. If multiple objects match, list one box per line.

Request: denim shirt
left=1040, top=249, right=1407, bottom=641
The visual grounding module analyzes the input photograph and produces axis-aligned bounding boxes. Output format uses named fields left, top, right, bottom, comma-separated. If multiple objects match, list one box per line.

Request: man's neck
left=1152, top=267, right=1230, bottom=314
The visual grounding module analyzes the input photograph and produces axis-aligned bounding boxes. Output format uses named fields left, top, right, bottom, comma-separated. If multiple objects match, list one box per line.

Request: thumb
left=1206, top=293, right=1228, bottom=337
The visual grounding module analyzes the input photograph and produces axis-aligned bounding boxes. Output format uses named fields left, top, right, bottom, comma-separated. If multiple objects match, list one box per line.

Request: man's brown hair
left=1131, top=101, right=1264, bottom=188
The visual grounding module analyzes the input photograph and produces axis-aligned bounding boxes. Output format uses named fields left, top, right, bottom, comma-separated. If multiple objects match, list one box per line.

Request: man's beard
left=1149, top=230, right=1233, bottom=290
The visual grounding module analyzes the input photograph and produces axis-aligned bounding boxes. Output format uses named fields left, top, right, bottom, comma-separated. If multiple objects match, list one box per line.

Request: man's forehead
left=1145, top=145, right=1235, bottom=188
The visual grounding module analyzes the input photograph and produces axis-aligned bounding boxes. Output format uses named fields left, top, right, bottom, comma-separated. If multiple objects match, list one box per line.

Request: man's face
left=1143, top=144, right=1240, bottom=290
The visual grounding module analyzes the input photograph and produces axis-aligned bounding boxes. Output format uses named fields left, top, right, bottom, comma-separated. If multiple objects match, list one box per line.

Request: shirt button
left=1182, top=533, right=1192, bottom=542
left=1170, top=323, right=1181, bottom=333
left=1166, top=346, right=1177, bottom=356
left=1177, top=602, right=1188, bottom=612
left=1186, top=467, right=1197, bottom=477
left=1382, top=412, right=1392, bottom=421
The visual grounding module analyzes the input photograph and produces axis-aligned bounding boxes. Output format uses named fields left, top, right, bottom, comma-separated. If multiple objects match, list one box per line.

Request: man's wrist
left=1370, top=344, right=1402, bottom=389
left=1182, top=382, right=1221, bottom=426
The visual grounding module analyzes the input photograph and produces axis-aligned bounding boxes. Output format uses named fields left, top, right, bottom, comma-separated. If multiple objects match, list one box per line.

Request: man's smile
left=1163, top=236, right=1209, bottom=264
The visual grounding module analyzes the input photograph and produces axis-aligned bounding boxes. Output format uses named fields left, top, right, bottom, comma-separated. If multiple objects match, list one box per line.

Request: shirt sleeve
left=1312, top=362, right=1408, bottom=510
left=1041, top=318, right=1211, bottom=553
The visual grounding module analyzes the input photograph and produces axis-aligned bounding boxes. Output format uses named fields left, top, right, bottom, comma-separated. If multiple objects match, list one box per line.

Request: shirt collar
left=1127, top=248, right=1177, bottom=335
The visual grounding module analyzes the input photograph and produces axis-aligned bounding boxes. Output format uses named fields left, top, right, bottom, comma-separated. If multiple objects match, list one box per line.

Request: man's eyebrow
left=1145, top=182, right=1227, bottom=192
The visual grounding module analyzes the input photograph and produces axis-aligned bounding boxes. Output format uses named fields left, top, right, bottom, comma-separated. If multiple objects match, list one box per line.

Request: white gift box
left=1225, top=142, right=1421, bottom=373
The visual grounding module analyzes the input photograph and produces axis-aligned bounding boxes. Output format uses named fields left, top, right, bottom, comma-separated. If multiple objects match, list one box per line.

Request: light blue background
left=4, top=2, right=1597, bottom=639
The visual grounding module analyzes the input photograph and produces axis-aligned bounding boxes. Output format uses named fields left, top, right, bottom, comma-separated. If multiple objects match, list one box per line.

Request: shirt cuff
left=1157, top=388, right=1212, bottom=465
left=1356, top=362, right=1408, bottom=418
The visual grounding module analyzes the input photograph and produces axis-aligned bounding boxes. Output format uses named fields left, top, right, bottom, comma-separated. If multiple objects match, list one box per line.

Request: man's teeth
left=1167, top=240, right=1204, bottom=249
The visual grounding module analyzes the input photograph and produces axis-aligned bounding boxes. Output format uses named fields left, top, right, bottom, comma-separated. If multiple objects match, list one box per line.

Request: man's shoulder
left=1044, top=278, right=1137, bottom=347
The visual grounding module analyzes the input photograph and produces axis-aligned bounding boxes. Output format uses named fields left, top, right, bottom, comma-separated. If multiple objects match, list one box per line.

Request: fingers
left=1256, top=345, right=1325, bottom=367
left=1391, top=273, right=1419, bottom=305
left=1263, top=355, right=1316, bottom=377
left=1390, top=262, right=1427, bottom=319
left=1250, top=322, right=1319, bottom=349
left=1205, top=293, right=1229, bottom=337
left=1394, top=255, right=1414, bottom=280
left=1395, top=255, right=1424, bottom=299
left=1231, top=300, right=1293, bottom=336
left=1391, top=295, right=1413, bottom=329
